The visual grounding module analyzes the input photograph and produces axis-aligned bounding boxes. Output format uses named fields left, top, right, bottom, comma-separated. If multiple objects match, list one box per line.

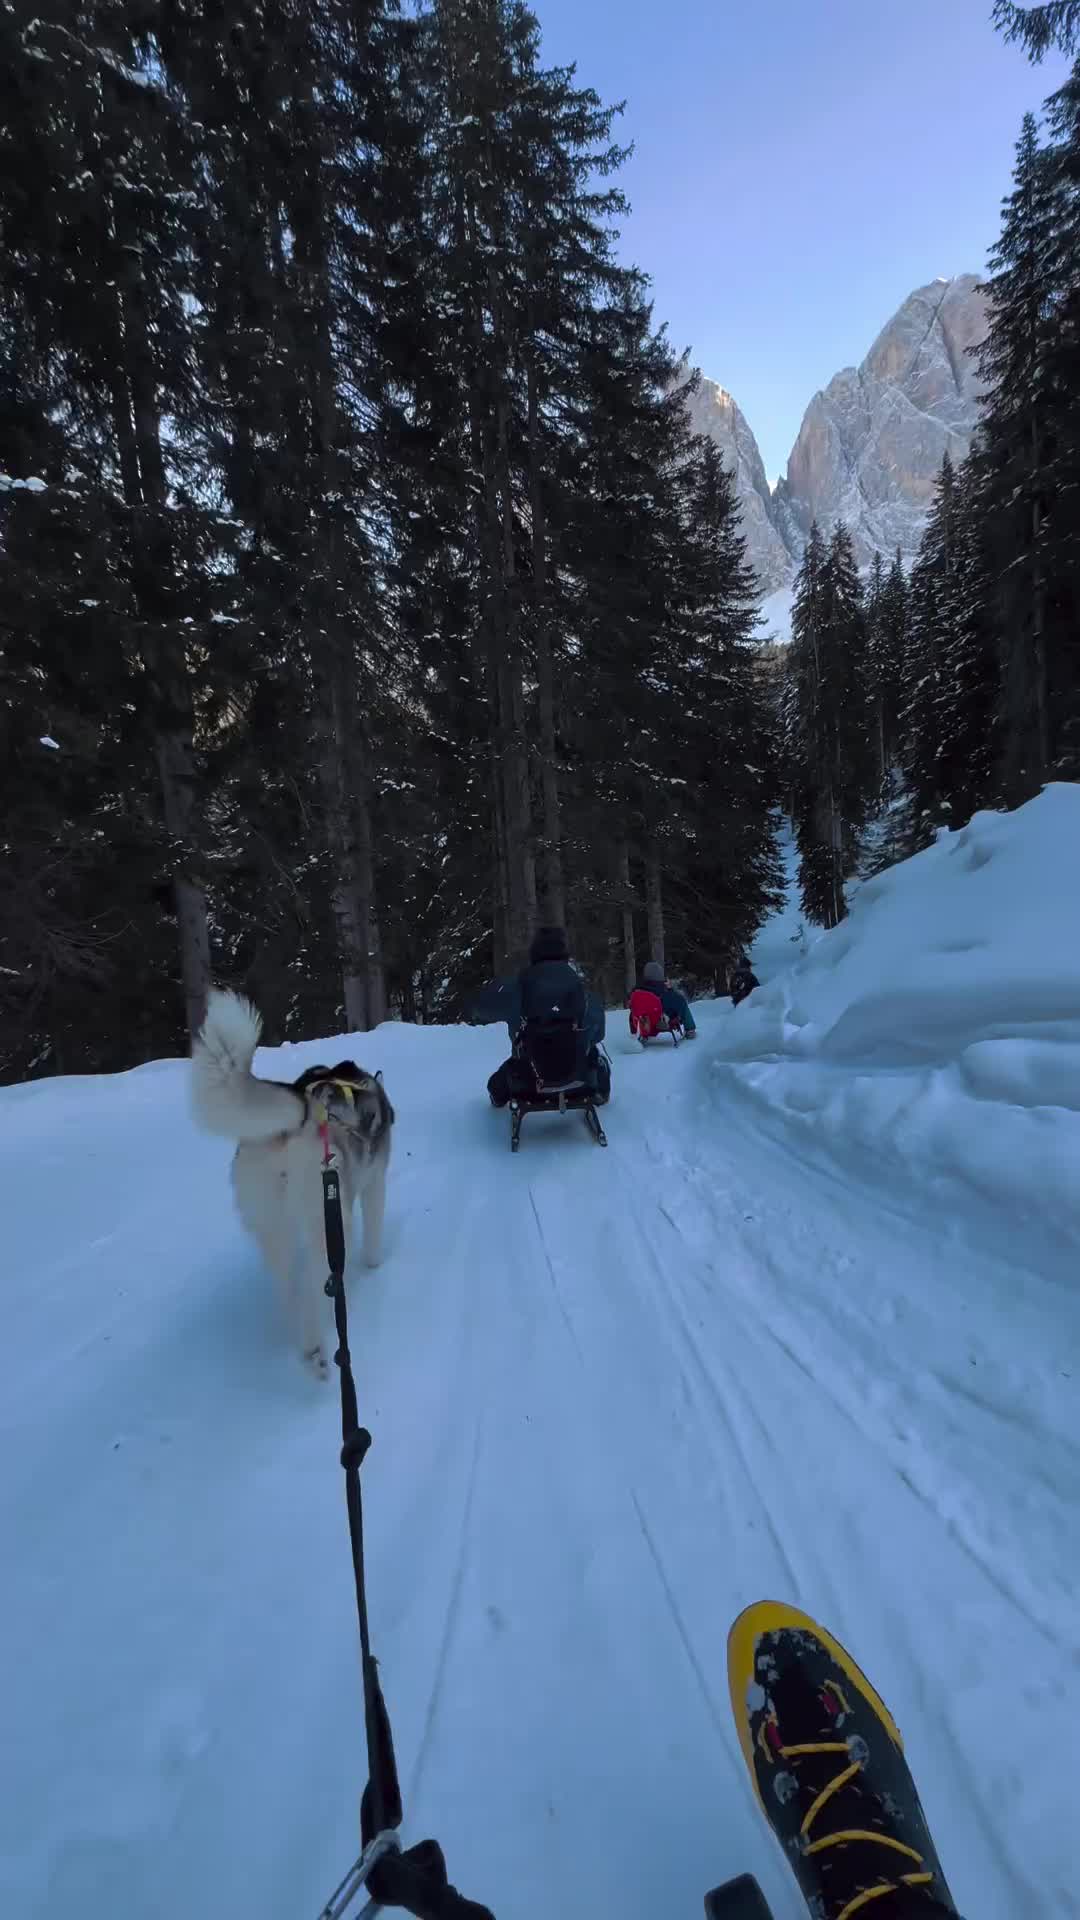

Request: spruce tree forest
left=2, top=0, right=1078, bottom=1078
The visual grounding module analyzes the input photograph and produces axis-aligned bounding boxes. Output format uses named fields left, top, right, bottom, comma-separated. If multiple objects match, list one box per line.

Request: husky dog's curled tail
left=191, top=989, right=304, bottom=1142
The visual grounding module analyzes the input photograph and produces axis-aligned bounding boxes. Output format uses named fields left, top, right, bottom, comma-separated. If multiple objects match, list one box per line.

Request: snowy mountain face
left=690, top=274, right=989, bottom=608
left=684, top=378, right=794, bottom=594
left=774, top=274, right=988, bottom=568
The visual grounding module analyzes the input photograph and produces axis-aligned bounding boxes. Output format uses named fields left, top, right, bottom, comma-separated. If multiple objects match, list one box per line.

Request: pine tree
left=977, top=114, right=1058, bottom=797
left=664, top=436, right=784, bottom=980
left=975, top=79, right=1080, bottom=796
left=787, top=523, right=875, bottom=927
left=0, top=0, right=223, bottom=1058
left=556, top=284, right=692, bottom=980
left=900, top=455, right=999, bottom=845
left=993, top=2, right=1080, bottom=58
left=0, top=0, right=790, bottom=1076
left=1038, top=60, right=1080, bottom=773
left=865, top=549, right=908, bottom=793
left=932, top=458, right=999, bottom=821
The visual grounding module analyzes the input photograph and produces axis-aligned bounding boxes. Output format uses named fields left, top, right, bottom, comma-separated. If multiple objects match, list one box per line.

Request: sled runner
left=508, top=1089, right=607, bottom=1151
left=629, top=986, right=682, bottom=1045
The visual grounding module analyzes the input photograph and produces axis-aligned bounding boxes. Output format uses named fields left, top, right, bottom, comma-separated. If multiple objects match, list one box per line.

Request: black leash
left=319, top=1158, right=494, bottom=1920
left=323, top=1159, right=401, bottom=1848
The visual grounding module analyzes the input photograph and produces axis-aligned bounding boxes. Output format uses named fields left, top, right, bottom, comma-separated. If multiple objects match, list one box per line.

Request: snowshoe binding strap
left=760, top=1716, right=933, bottom=1919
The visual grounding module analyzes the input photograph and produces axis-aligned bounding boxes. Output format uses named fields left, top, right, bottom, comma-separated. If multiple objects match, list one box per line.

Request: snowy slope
left=4, top=847, right=1079, bottom=1919
left=720, top=786, right=1080, bottom=1242
left=757, top=586, right=795, bottom=647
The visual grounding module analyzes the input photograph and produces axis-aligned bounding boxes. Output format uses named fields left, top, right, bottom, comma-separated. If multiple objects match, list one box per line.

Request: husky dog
left=191, top=989, right=394, bottom=1380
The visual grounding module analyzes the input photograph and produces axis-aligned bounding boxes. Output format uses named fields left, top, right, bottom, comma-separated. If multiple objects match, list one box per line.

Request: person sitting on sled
left=466, top=926, right=609, bottom=1107
left=632, top=959, right=697, bottom=1038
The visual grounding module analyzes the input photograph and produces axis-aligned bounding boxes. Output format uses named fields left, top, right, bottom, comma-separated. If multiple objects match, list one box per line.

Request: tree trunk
left=449, top=37, right=537, bottom=967
left=494, top=374, right=536, bottom=961
left=319, top=645, right=386, bottom=1032
left=527, top=352, right=564, bottom=924
left=476, top=376, right=533, bottom=970
left=348, top=708, right=386, bottom=1030
left=645, top=843, right=665, bottom=972
left=618, top=842, right=636, bottom=997
left=156, top=730, right=212, bottom=1041
left=104, top=212, right=212, bottom=1049
left=1030, top=413, right=1049, bottom=779
left=108, top=370, right=143, bottom=506
left=828, top=787, right=846, bottom=928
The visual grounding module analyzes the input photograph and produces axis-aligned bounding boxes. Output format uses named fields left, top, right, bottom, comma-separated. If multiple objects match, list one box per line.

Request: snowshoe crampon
left=727, top=1602, right=957, bottom=1920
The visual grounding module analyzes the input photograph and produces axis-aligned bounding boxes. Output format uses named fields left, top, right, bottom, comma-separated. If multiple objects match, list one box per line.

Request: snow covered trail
left=2, top=1005, right=1077, bottom=1920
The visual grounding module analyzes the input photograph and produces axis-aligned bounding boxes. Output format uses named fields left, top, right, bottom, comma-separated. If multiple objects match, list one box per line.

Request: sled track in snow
left=2, top=1004, right=1077, bottom=1920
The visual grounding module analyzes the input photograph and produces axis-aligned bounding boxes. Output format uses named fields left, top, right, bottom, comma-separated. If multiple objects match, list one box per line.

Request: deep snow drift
left=3, top=794, right=1078, bottom=1920
left=730, top=785, right=1080, bottom=1245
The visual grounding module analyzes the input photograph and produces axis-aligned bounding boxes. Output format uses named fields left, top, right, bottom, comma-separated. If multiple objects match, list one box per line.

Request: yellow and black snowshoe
left=708, top=1601, right=958, bottom=1920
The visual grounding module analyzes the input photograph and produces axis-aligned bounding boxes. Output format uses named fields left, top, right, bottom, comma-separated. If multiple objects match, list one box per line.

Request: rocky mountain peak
left=687, top=273, right=989, bottom=620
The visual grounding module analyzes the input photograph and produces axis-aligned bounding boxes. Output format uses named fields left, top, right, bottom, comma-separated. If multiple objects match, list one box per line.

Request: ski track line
left=627, top=1086, right=1079, bottom=1679
left=732, top=1255, right=1076, bottom=1657
left=931, top=1366, right=1080, bottom=1493
left=672, top=1118, right=1080, bottom=1660
left=525, top=1146, right=762, bottom=1805
left=622, top=1489, right=737, bottom=1774
left=528, top=1184, right=585, bottom=1367
left=407, top=1412, right=485, bottom=1812
left=929, top=1692, right=1050, bottom=1916
left=534, top=1172, right=770, bottom=1842
left=606, top=1127, right=831, bottom=1611
left=622, top=1182, right=807, bottom=1601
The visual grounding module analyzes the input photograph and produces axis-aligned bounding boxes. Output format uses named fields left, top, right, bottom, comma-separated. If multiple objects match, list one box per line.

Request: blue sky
left=530, top=0, right=1069, bottom=482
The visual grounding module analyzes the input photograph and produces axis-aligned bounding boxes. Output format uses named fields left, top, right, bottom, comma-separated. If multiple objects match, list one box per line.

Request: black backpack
left=519, top=1019, right=588, bottom=1092
left=516, top=960, right=589, bottom=1092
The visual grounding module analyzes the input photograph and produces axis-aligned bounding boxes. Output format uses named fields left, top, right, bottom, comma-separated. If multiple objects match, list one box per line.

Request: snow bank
left=718, top=785, right=1080, bottom=1238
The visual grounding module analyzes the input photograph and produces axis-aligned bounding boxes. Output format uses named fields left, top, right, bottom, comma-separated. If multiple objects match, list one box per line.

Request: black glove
left=367, top=1838, right=495, bottom=1920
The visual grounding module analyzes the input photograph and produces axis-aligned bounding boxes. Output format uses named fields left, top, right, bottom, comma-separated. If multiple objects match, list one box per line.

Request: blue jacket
left=467, top=963, right=606, bottom=1048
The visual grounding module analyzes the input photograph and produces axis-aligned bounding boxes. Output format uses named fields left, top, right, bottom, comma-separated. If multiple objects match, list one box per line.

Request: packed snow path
left=3, top=1004, right=1077, bottom=1920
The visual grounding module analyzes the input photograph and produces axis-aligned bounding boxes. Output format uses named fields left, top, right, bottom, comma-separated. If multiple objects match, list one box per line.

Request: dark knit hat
left=643, top=960, right=664, bottom=983
left=529, top=925, right=569, bottom=964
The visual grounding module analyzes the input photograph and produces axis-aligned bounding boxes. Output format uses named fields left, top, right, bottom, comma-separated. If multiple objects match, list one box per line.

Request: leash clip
left=317, top=1829, right=401, bottom=1920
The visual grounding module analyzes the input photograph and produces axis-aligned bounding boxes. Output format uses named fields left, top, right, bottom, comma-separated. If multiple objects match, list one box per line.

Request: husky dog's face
left=294, top=1061, right=394, bottom=1155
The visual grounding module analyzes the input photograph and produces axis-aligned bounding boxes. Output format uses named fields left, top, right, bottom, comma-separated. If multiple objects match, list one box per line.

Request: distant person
left=636, top=960, right=697, bottom=1038
left=467, top=927, right=608, bottom=1106
left=730, top=955, right=759, bottom=1007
